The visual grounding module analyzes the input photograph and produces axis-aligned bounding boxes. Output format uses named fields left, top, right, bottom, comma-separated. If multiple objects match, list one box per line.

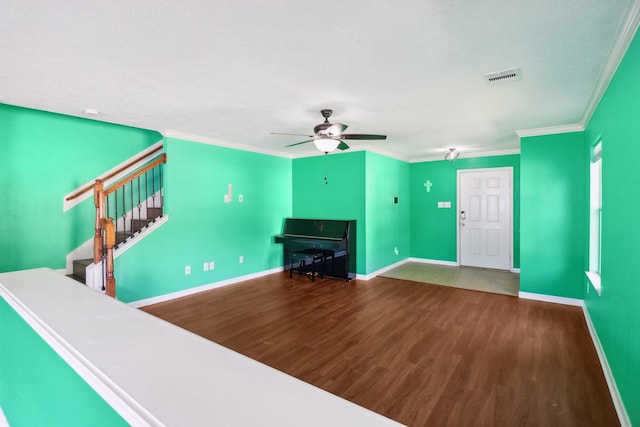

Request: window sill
left=585, top=271, right=602, bottom=296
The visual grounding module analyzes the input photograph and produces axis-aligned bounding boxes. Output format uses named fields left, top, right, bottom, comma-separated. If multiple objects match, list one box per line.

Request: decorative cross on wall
left=424, top=180, right=432, bottom=192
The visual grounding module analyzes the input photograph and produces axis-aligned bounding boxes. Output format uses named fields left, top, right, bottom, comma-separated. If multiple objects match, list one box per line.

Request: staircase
left=66, top=149, right=167, bottom=295
left=68, top=205, right=164, bottom=284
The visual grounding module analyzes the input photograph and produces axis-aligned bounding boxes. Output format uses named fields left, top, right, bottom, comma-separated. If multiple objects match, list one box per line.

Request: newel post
left=103, top=218, right=116, bottom=298
left=93, top=179, right=105, bottom=264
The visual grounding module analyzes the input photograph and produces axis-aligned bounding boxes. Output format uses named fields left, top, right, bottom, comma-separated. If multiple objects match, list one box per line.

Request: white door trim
left=456, top=167, right=514, bottom=271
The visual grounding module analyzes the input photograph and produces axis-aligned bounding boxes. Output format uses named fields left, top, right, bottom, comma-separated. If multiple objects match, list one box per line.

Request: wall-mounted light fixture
left=83, top=108, right=100, bottom=117
left=444, top=148, right=460, bottom=163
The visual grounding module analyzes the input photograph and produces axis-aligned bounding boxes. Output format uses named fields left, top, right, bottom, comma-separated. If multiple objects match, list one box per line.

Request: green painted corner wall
left=410, top=155, right=520, bottom=267
left=582, top=28, right=640, bottom=425
left=365, top=152, right=410, bottom=273
left=0, top=103, right=161, bottom=273
left=520, top=132, right=587, bottom=299
left=114, top=137, right=292, bottom=302
left=0, top=298, right=128, bottom=427
left=292, top=152, right=366, bottom=274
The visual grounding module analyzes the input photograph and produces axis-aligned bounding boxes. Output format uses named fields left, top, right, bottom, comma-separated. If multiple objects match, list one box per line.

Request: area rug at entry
left=380, top=262, right=519, bottom=296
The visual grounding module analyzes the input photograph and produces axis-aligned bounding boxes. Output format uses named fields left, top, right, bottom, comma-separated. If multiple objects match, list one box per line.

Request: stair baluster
left=93, top=179, right=105, bottom=264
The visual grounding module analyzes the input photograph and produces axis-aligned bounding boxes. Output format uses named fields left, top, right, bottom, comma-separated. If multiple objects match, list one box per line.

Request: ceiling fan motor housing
left=314, top=122, right=333, bottom=135
left=315, top=109, right=334, bottom=135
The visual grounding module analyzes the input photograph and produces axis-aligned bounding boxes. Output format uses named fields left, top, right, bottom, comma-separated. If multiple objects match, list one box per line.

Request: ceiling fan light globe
left=313, top=138, right=340, bottom=153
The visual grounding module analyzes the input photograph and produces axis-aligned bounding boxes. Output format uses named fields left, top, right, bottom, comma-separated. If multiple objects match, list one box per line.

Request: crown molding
left=351, top=144, right=411, bottom=162
left=162, top=129, right=521, bottom=164
left=516, top=1, right=640, bottom=139
left=581, top=0, right=640, bottom=127
left=161, top=129, right=294, bottom=159
left=161, top=130, right=410, bottom=161
left=288, top=145, right=408, bottom=161
left=409, top=148, right=520, bottom=163
left=516, top=124, right=584, bottom=138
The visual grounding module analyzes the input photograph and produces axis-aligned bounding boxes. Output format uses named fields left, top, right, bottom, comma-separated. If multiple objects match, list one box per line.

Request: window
left=587, top=139, right=602, bottom=294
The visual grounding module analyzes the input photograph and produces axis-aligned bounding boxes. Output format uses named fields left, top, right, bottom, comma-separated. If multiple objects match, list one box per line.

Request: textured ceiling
left=0, top=0, right=637, bottom=160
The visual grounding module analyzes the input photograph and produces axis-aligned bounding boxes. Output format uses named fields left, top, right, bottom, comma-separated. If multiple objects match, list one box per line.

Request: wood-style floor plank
left=141, top=272, right=619, bottom=427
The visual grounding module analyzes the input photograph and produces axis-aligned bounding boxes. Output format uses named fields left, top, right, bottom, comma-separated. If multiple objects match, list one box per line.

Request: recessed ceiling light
left=83, top=108, right=100, bottom=116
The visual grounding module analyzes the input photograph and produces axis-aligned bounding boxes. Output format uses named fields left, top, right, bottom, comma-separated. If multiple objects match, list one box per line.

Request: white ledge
left=0, top=268, right=403, bottom=427
left=585, top=271, right=602, bottom=296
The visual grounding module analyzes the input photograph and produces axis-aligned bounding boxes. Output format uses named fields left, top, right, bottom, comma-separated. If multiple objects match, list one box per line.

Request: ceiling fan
left=271, top=109, right=387, bottom=153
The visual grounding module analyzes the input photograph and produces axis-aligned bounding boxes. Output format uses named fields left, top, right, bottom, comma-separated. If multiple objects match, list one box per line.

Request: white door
left=458, top=168, right=512, bottom=270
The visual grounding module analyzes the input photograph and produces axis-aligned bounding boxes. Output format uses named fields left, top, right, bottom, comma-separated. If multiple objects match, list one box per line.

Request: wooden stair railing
left=92, top=153, right=167, bottom=297
left=66, top=144, right=164, bottom=204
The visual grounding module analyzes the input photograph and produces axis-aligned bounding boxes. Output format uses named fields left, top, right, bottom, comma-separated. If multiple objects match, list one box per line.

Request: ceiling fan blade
left=285, top=139, right=314, bottom=147
left=337, top=141, right=350, bottom=150
left=341, top=134, right=387, bottom=140
left=271, top=132, right=315, bottom=138
left=324, top=123, right=348, bottom=136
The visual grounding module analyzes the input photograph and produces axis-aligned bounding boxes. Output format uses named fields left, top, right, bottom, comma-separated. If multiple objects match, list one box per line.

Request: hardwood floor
left=141, top=272, right=619, bottom=427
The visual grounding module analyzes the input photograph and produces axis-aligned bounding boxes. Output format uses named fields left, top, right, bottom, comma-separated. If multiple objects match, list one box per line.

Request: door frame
left=456, top=167, right=514, bottom=271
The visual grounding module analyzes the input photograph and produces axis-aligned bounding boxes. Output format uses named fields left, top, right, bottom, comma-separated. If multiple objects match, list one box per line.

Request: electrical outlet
left=239, top=256, right=244, bottom=264
left=209, top=261, right=215, bottom=270
left=185, top=265, right=191, bottom=275
left=203, top=262, right=209, bottom=271
left=394, top=247, right=399, bottom=256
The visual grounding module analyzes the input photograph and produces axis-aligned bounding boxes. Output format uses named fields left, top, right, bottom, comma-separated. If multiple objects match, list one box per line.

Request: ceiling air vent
left=484, top=67, right=521, bottom=84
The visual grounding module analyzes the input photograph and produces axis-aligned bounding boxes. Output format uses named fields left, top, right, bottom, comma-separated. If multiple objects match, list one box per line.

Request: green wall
left=292, top=152, right=367, bottom=273
left=0, top=103, right=161, bottom=273
left=114, top=137, right=292, bottom=302
left=365, top=152, right=410, bottom=273
left=0, top=297, right=128, bottom=427
left=410, top=155, right=520, bottom=267
left=520, top=132, right=587, bottom=299
left=291, top=151, right=411, bottom=276
left=582, top=28, right=640, bottom=424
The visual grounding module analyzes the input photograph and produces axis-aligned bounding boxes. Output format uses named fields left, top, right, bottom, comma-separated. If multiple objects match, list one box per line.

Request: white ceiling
left=0, top=0, right=637, bottom=161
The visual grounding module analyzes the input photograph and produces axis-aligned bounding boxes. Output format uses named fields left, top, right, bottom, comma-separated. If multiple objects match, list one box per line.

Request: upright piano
left=275, top=218, right=356, bottom=281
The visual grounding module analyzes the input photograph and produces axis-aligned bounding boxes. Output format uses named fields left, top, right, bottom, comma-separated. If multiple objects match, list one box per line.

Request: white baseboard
left=582, top=306, right=631, bottom=427
left=114, top=215, right=170, bottom=258
left=355, top=259, right=410, bottom=281
left=407, top=257, right=459, bottom=267
left=517, top=291, right=583, bottom=307
left=355, top=257, right=460, bottom=281
left=511, top=267, right=520, bottom=273
left=129, top=266, right=285, bottom=308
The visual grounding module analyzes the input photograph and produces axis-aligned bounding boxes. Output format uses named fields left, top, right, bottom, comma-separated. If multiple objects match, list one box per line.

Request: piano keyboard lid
left=282, top=218, right=350, bottom=240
